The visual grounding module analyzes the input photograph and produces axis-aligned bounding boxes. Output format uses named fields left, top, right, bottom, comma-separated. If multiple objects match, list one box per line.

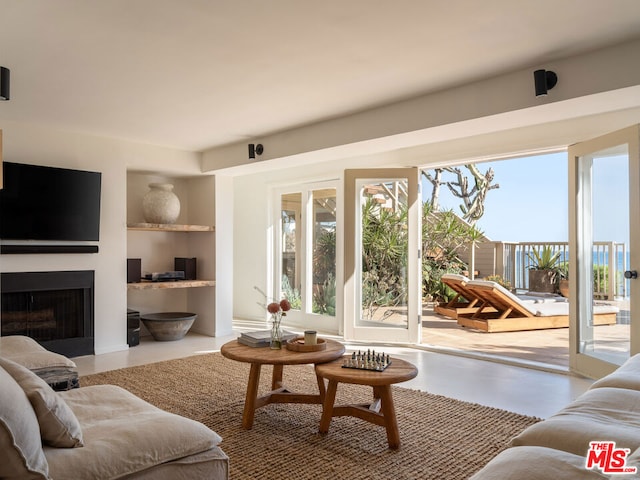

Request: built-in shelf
left=127, top=279, right=216, bottom=290
left=127, top=223, right=214, bottom=232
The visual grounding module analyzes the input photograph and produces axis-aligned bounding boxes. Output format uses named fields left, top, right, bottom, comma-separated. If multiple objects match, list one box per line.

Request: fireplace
left=1, top=271, right=95, bottom=357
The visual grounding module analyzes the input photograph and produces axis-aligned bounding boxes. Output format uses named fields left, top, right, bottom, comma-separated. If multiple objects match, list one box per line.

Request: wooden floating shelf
left=127, top=223, right=214, bottom=232
left=127, top=280, right=216, bottom=290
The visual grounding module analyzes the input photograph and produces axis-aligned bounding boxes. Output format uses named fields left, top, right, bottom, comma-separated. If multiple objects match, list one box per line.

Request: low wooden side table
left=315, top=355, right=418, bottom=449
left=220, top=339, right=345, bottom=429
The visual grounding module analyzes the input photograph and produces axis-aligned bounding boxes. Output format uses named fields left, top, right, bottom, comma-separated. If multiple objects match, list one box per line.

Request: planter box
left=528, top=269, right=557, bottom=293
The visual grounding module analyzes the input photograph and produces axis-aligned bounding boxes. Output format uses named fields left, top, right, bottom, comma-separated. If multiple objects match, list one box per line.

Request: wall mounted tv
left=0, top=162, right=102, bottom=241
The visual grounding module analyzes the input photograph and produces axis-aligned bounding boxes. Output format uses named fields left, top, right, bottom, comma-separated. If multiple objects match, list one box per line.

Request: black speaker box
left=127, top=308, right=140, bottom=329
left=126, top=309, right=140, bottom=347
left=127, top=258, right=141, bottom=283
left=127, top=328, right=140, bottom=347
left=174, top=257, right=197, bottom=280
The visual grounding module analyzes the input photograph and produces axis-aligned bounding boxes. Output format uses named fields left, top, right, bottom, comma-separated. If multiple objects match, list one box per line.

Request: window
left=275, top=183, right=340, bottom=332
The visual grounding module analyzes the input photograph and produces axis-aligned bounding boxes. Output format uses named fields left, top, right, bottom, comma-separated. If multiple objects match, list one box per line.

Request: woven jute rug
left=81, top=352, right=539, bottom=479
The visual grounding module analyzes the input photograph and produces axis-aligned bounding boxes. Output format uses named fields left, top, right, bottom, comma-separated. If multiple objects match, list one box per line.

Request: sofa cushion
left=0, top=335, right=77, bottom=369
left=0, top=335, right=79, bottom=391
left=469, top=446, right=608, bottom=479
left=0, top=365, right=50, bottom=480
left=510, top=387, right=640, bottom=456
left=46, top=385, right=222, bottom=479
left=0, top=357, right=83, bottom=448
left=590, top=354, right=640, bottom=391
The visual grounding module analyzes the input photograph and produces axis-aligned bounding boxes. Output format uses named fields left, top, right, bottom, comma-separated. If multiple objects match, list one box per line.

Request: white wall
left=233, top=174, right=270, bottom=322
left=1, top=121, right=201, bottom=354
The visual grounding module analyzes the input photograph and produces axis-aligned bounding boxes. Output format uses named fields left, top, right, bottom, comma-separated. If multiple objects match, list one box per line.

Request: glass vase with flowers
left=267, top=299, right=291, bottom=349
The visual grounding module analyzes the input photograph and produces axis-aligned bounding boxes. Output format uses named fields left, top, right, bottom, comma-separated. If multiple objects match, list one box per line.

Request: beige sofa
left=0, top=356, right=229, bottom=479
left=471, top=355, right=640, bottom=479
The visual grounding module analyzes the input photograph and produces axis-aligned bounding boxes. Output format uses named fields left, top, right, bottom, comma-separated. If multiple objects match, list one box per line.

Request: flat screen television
left=0, top=162, right=102, bottom=241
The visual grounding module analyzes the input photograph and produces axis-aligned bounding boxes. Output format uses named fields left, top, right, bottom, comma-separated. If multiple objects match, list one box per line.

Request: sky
left=422, top=151, right=629, bottom=244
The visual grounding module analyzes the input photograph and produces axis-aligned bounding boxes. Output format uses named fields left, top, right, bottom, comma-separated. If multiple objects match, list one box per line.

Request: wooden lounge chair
left=456, top=279, right=619, bottom=332
left=434, top=273, right=495, bottom=319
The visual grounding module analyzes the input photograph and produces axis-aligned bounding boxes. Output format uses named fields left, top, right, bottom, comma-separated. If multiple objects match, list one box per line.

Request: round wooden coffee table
left=315, top=355, right=418, bottom=449
left=220, top=338, right=345, bottom=429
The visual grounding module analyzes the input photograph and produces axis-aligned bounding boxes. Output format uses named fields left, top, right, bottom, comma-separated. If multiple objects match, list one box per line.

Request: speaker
left=127, top=328, right=140, bottom=347
left=126, top=309, right=140, bottom=347
left=127, top=258, right=141, bottom=283
left=174, top=257, right=197, bottom=280
left=127, top=308, right=140, bottom=329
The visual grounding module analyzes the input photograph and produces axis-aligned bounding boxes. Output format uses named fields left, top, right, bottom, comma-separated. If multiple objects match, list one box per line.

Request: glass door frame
left=344, top=168, right=421, bottom=343
left=568, top=125, right=640, bottom=378
left=272, top=180, right=342, bottom=335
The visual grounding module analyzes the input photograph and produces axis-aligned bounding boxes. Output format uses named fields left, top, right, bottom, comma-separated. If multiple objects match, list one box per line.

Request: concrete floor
left=74, top=329, right=594, bottom=419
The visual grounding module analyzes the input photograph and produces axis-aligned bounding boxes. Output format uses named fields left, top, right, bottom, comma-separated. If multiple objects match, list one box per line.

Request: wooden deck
left=422, top=303, right=630, bottom=368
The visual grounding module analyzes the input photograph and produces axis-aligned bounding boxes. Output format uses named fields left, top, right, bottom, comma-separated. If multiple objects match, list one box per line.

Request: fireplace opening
left=1, top=271, right=94, bottom=357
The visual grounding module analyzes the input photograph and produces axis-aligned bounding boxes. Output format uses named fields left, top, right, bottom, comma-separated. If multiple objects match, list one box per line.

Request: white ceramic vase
left=142, top=183, right=180, bottom=224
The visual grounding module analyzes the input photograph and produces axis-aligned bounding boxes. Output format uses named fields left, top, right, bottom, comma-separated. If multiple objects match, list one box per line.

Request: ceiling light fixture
left=534, top=69, right=557, bottom=97
left=0, top=67, right=9, bottom=100
left=248, top=143, right=264, bottom=159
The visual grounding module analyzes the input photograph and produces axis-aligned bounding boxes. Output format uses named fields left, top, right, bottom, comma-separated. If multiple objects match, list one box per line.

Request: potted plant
left=527, top=246, right=562, bottom=294
left=557, top=261, right=569, bottom=297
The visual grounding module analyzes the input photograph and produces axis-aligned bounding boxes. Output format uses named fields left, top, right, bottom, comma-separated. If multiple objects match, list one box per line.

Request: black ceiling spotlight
left=0, top=66, right=9, bottom=101
left=534, top=69, right=557, bottom=97
left=248, top=143, right=264, bottom=159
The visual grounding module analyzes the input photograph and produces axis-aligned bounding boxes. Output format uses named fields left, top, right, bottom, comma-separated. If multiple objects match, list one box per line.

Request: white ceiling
left=1, top=0, right=640, bottom=152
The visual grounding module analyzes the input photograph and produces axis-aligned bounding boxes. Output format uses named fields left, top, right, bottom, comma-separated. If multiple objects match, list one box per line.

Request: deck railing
left=495, top=241, right=628, bottom=299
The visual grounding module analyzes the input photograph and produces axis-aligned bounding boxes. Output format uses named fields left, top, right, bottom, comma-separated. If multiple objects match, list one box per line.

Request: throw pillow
left=0, top=356, right=83, bottom=448
left=0, top=365, right=50, bottom=480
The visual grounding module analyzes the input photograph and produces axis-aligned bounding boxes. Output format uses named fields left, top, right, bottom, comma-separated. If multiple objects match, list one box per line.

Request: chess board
left=341, top=349, right=392, bottom=372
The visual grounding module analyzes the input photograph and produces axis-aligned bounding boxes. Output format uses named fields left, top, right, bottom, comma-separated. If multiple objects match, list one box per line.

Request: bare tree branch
left=421, top=169, right=443, bottom=210
left=424, top=164, right=499, bottom=224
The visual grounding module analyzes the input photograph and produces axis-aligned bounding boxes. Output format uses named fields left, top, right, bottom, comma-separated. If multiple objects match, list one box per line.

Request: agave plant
left=527, top=246, right=561, bottom=270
